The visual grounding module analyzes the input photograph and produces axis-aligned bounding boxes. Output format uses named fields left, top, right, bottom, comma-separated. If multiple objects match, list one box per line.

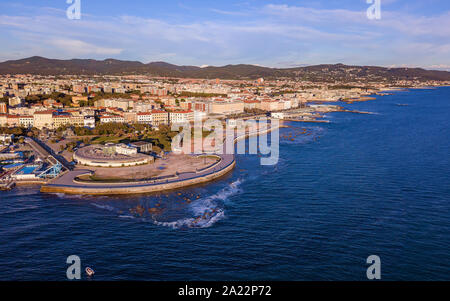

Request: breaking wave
left=153, top=179, right=243, bottom=229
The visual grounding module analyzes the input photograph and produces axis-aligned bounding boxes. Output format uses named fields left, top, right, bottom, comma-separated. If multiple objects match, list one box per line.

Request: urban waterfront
left=0, top=87, right=449, bottom=280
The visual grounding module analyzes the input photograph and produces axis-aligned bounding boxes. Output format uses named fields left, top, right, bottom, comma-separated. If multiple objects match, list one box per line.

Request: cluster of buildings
left=0, top=109, right=95, bottom=129
left=1, top=73, right=448, bottom=131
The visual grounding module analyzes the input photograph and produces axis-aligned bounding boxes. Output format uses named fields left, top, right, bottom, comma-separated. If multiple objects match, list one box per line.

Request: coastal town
left=0, top=71, right=448, bottom=193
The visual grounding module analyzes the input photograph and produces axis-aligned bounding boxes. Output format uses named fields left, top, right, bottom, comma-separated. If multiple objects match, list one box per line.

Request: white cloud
left=0, top=3, right=448, bottom=68
left=50, top=39, right=123, bottom=56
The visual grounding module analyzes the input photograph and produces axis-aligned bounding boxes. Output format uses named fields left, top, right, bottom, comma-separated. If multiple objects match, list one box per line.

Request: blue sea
left=0, top=87, right=449, bottom=280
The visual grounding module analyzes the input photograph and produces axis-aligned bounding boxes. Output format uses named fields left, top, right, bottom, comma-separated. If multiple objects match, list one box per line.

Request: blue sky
left=0, top=0, right=449, bottom=70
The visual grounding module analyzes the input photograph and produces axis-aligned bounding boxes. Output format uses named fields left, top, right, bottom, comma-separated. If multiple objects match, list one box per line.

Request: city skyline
left=0, top=1, right=449, bottom=71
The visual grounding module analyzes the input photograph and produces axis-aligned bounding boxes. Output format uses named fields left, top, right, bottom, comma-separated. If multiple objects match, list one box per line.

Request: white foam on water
left=153, top=217, right=196, bottom=229
left=118, top=215, right=135, bottom=219
left=91, top=203, right=116, bottom=212
left=2, top=205, right=39, bottom=215
left=152, top=209, right=226, bottom=229
left=53, top=193, right=90, bottom=200
left=153, top=179, right=243, bottom=229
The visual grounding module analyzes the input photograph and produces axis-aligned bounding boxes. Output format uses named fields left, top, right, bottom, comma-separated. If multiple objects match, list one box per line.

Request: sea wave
left=153, top=179, right=243, bottom=229
left=1, top=205, right=39, bottom=215
left=91, top=203, right=117, bottom=212
left=118, top=215, right=135, bottom=219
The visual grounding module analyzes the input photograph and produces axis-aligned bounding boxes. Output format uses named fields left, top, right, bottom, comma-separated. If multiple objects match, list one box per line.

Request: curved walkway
left=41, top=124, right=279, bottom=195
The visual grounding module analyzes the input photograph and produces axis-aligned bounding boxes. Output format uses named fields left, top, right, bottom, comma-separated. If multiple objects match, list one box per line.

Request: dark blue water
left=1, top=87, right=449, bottom=280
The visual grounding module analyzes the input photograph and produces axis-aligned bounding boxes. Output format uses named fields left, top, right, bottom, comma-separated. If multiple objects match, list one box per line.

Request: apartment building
left=243, top=100, right=261, bottom=110
left=99, top=115, right=125, bottom=124
left=19, top=115, right=34, bottom=128
left=123, top=112, right=137, bottom=123
left=0, top=114, right=6, bottom=126
left=53, top=114, right=71, bottom=129
left=95, top=98, right=134, bottom=111
left=169, top=110, right=194, bottom=124
left=33, top=111, right=54, bottom=129
left=209, top=101, right=245, bottom=115
left=137, top=112, right=153, bottom=125
left=7, top=115, right=20, bottom=127
left=150, top=110, right=169, bottom=126
left=69, top=114, right=85, bottom=127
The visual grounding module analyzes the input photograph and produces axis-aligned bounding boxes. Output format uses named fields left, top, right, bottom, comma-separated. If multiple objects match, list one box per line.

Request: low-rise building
left=130, top=141, right=153, bottom=154
left=0, top=134, right=14, bottom=144
left=115, top=144, right=138, bottom=156
left=99, top=115, right=125, bottom=124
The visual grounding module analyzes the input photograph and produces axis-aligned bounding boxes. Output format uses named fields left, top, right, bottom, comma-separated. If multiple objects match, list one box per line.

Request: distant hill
left=1, top=56, right=449, bottom=82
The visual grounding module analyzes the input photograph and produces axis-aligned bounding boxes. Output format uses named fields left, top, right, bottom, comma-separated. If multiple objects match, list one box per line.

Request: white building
left=0, top=134, right=14, bottom=144
left=99, top=115, right=125, bottom=124
left=115, top=144, right=138, bottom=156
left=271, top=112, right=285, bottom=119
left=84, top=116, right=96, bottom=128
left=169, top=111, right=194, bottom=124
left=19, top=116, right=34, bottom=128
left=137, top=112, right=153, bottom=124
left=9, top=96, right=22, bottom=107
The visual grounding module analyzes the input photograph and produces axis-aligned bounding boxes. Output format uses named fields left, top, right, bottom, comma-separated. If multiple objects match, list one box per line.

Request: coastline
left=40, top=123, right=280, bottom=196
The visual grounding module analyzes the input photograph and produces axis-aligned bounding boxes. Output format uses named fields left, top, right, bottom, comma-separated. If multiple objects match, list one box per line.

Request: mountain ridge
left=1, top=56, right=449, bottom=81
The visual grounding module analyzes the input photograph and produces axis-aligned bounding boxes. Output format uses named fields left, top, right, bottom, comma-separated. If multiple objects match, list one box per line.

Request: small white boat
left=85, top=267, right=95, bottom=277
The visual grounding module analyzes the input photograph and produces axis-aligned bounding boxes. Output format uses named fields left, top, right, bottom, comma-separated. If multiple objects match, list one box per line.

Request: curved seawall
left=41, top=160, right=236, bottom=195
left=40, top=123, right=279, bottom=195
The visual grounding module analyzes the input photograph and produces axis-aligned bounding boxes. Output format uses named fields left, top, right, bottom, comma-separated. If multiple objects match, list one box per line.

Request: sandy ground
left=78, top=153, right=218, bottom=180
left=45, top=139, right=76, bottom=163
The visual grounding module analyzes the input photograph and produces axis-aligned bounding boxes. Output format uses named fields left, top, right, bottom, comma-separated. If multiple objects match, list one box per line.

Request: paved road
left=25, top=138, right=72, bottom=170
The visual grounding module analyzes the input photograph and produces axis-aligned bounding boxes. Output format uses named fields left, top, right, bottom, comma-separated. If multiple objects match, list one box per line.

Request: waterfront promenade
left=41, top=123, right=279, bottom=195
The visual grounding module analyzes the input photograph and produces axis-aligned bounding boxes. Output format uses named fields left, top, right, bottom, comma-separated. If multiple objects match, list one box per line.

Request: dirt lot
left=78, top=153, right=219, bottom=180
